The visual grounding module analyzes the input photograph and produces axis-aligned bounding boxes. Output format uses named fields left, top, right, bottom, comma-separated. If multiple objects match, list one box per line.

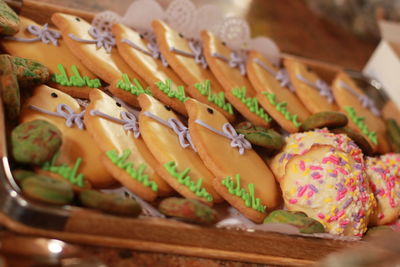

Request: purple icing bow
left=296, top=73, right=334, bottom=103
left=253, top=58, right=294, bottom=91
left=4, top=24, right=61, bottom=46
left=212, top=51, right=247, bottom=76
left=29, top=103, right=85, bottom=130
left=69, top=26, right=115, bottom=53
left=90, top=109, right=140, bottom=138
left=168, top=118, right=196, bottom=151
left=222, top=123, right=252, bottom=155
left=188, top=40, right=208, bottom=69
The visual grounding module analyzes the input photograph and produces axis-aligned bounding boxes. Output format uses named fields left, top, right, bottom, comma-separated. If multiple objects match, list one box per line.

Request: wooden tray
left=0, top=1, right=360, bottom=266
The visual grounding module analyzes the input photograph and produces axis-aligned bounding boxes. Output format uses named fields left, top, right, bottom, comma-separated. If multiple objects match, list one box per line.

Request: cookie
left=269, top=129, right=364, bottom=182
left=366, top=154, right=400, bottom=225
left=11, top=120, right=62, bottom=165
left=20, top=85, right=114, bottom=189
left=138, top=93, right=221, bottom=205
left=185, top=98, right=280, bottom=222
left=79, top=190, right=142, bottom=217
left=301, top=111, right=348, bottom=131
left=10, top=55, right=50, bottom=89
left=382, top=100, right=400, bottom=126
left=282, top=145, right=376, bottom=236
left=2, top=16, right=100, bottom=98
left=0, top=0, right=20, bottom=35
left=51, top=13, right=147, bottom=105
left=332, top=72, right=389, bottom=154
left=84, top=88, right=173, bottom=201
left=264, top=210, right=325, bottom=234
left=330, top=127, right=374, bottom=156
left=21, top=174, right=74, bottom=205
left=158, top=197, right=218, bottom=225
left=200, top=30, right=272, bottom=127
left=387, top=119, right=400, bottom=153
left=235, top=121, right=284, bottom=152
left=0, top=54, right=20, bottom=120
left=152, top=20, right=236, bottom=122
left=284, top=58, right=338, bottom=114
left=112, top=23, right=188, bottom=116
left=12, top=169, right=36, bottom=182
left=247, top=51, right=311, bottom=133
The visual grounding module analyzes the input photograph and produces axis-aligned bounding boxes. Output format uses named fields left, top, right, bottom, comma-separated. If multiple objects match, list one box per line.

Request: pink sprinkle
left=311, top=173, right=322, bottom=180
left=337, top=167, right=348, bottom=175
left=310, top=166, right=323, bottom=171
left=337, top=210, right=345, bottom=218
left=317, top=213, right=325, bottom=219
left=299, top=160, right=305, bottom=171
left=350, top=186, right=356, bottom=192
left=328, top=216, right=338, bottom=222
left=339, top=220, right=349, bottom=226
left=322, top=157, right=329, bottom=164
left=307, top=191, right=314, bottom=198
left=379, top=189, right=385, bottom=196
left=336, top=193, right=345, bottom=201
left=378, top=213, right=385, bottom=219
left=289, top=198, right=298, bottom=204
left=297, top=185, right=308, bottom=197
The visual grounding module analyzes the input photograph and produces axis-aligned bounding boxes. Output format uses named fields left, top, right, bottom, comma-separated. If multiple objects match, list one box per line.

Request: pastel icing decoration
left=138, top=94, right=222, bottom=205
left=84, top=89, right=173, bottom=201
left=282, top=145, right=376, bottom=236
left=201, top=30, right=272, bottom=127
left=246, top=51, right=310, bottom=133
left=284, top=58, right=338, bottom=114
left=366, top=153, right=400, bottom=225
left=20, top=85, right=114, bottom=188
left=152, top=19, right=236, bottom=122
left=269, top=129, right=364, bottom=182
left=185, top=98, right=280, bottom=222
left=2, top=16, right=99, bottom=98
left=332, top=72, right=389, bottom=154
left=51, top=13, right=147, bottom=106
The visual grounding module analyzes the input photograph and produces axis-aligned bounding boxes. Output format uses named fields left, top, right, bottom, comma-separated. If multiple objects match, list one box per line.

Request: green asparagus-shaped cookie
left=264, top=210, right=325, bottom=234
left=0, top=0, right=20, bottom=35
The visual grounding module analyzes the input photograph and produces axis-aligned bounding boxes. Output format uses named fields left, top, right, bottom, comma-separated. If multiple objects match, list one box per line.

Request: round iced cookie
left=158, top=197, right=218, bottom=225
left=21, top=174, right=74, bottom=205
left=269, top=129, right=364, bottom=182
left=264, top=210, right=325, bottom=234
left=79, top=190, right=142, bottom=217
left=10, top=56, right=50, bottom=89
left=0, top=54, right=20, bottom=120
left=301, top=111, right=348, bottom=131
left=0, top=0, right=20, bottom=35
left=235, top=121, right=284, bottom=152
left=11, top=120, right=62, bottom=165
left=282, top=145, right=376, bottom=236
left=366, top=154, right=400, bottom=225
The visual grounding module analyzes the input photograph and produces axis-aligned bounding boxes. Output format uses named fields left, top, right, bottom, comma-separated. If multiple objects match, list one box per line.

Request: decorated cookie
left=366, top=154, right=400, bottom=225
left=284, top=58, right=338, bottom=114
left=51, top=13, right=146, bottom=105
left=332, top=72, right=389, bottom=154
left=382, top=100, right=400, bottom=126
left=0, top=0, right=19, bottom=35
left=20, top=85, right=114, bottom=189
left=11, top=120, right=62, bottom=165
left=185, top=98, right=280, bottom=222
left=269, top=129, right=364, bottom=182
left=13, top=169, right=36, bottom=182
left=264, top=210, right=325, bottom=234
left=0, top=54, right=20, bottom=120
left=247, top=51, right=311, bottom=133
left=79, top=190, right=142, bottom=217
left=21, top=174, right=74, bottom=205
left=2, top=16, right=100, bottom=98
left=387, top=119, right=400, bottom=153
left=9, top=55, right=50, bottom=89
left=152, top=20, right=235, bottom=122
left=138, top=94, right=221, bottom=204
left=112, top=23, right=188, bottom=116
left=84, top=89, right=173, bottom=201
left=201, top=30, right=272, bottom=127
left=159, top=197, right=218, bottom=225
left=282, top=145, right=376, bottom=236
left=301, top=111, right=348, bottom=131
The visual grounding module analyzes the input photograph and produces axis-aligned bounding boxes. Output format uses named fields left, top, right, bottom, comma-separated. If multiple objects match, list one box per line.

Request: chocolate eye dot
left=116, top=102, right=122, bottom=107
left=178, top=33, right=184, bottom=38
left=75, top=17, right=81, bottom=22
left=51, top=92, right=58, bottom=98
left=139, top=34, right=144, bottom=39
left=164, top=105, right=171, bottom=111
left=207, top=108, right=214, bottom=114
left=222, top=41, right=226, bottom=46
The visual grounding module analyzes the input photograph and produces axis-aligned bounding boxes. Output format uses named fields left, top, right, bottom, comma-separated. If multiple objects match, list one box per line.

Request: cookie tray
left=0, top=1, right=360, bottom=266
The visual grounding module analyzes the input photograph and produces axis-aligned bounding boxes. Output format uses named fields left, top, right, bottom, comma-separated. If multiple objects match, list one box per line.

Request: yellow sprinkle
left=324, top=197, right=332, bottom=203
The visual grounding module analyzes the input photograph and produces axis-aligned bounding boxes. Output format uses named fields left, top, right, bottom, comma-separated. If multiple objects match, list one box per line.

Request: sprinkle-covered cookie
left=282, top=145, right=376, bottom=236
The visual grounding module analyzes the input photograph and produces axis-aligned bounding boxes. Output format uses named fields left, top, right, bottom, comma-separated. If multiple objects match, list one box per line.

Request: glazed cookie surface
left=85, top=89, right=173, bottom=201
left=20, top=85, right=114, bottom=189
left=247, top=51, right=310, bottom=133
left=138, top=94, right=221, bottom=205
left=2, top=16, right=100, bottom=98
left=284, top=58, right=338, bottom=114
left=185, top=98, right=280, bottom=222
left=282, top=145, right=376, bottom=236
left=152, top=20, right=235, bottom=121
left=366, top=153, right=400, bottom=225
